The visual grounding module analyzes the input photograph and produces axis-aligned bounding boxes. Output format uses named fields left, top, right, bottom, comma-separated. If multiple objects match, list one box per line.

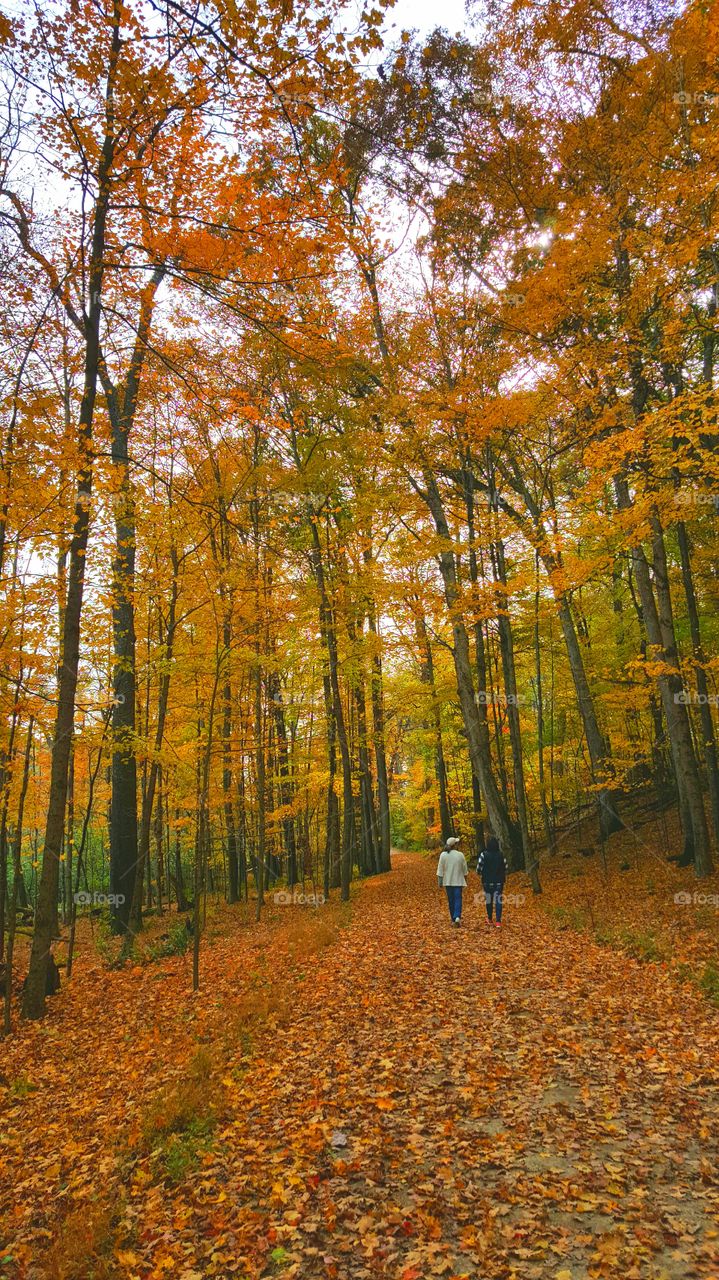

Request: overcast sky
left=380, top=0, right=471, bottom=44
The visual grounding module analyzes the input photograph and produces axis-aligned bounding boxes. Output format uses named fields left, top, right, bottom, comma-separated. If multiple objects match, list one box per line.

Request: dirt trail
left=3, top=852, right=719, bottom=1279
left=210, top=852, right=719, bottom=1280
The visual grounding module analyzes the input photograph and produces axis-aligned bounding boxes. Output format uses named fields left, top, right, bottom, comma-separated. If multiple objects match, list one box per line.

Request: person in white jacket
left=437, top=836, right=468, bottom=926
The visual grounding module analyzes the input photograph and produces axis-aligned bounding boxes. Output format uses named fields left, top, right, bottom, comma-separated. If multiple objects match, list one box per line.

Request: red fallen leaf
left=633, top=1227, right=658, bottom=1247
left=401, top=1269, right=423, bottom=1280
left=400, top=1219, right=415, bottom=1236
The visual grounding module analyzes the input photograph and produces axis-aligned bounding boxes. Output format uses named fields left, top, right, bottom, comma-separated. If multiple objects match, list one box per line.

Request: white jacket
left=437, top=847, right=468, bottom=887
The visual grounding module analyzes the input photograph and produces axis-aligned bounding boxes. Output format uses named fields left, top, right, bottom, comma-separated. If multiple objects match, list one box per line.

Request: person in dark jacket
left=477, top=835, right=508, bottom=926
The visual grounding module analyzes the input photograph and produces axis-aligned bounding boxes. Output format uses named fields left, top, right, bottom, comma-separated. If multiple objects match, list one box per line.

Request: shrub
left=41, top=1200, right=122, bottom=1280
left=9, top=1074, right=37, bottom=1099
left=139, top=1048, right=221, bottom=1182
left=617, top=928, right=666, bottom=964
left=146, top=917, right=193, bottom=961
left=699, top=961, right=719, bottom=1006
left=160, top=1117, right=216, bottom=1183
left=550, top=905, right=587, bottom=931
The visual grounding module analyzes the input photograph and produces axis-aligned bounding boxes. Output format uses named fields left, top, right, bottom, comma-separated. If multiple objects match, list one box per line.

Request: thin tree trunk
left=650, top=508, right=712, bottom=875
left=490, top=531, right=541, bottom=892
left=223, top=627, right=240, bottom=904
left=67, top=710, right=111, bottom=980
left=614, top=477, right=712, bottom=875
left=193, top=668, right=220, bottom=991
left=323, top=670, right=340, bottom=895
left=154, top=766, right=164, bottom=913
left=309, top=518, right=353, bottom=900
left=173, top=814, right=189, bottom=913
left=347, top=614, right=380, bottom=876
left=676, top=518, right=719, bottom=843
left=63, top=744, right=74, bottom=926
left=127, top=549, right=178, bottom=935
left=533, top=553, right=554, bottom=853
left=254, top=651, right=266, bottom=919
left=364, top=553, right=391, bottom=871
left=3, top=720, right=33, bottom=1035
left=0, top=707, right=19, bottom=961
left=268, top=669, right=298, bottom=888
left=422, top=472, right=522, bottom=865
left=413, top=605, right=453, bottom=842
left=485, top=460, right=623, bottom=839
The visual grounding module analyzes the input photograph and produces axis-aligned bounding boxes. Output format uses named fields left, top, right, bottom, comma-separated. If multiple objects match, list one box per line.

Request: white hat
left=446, top=836, right=461, bottom=848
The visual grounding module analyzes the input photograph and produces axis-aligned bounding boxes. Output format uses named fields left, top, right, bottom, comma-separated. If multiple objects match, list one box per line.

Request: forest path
left=171, top=852, right=719, bottom=1279
left=4, top=852, right=719, bottom=1279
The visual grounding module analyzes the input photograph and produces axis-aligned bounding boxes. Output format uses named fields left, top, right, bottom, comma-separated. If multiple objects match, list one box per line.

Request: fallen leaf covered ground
left=527, top=805, right=719, bottom=997
left=2, top=851, right=719, bottom=1279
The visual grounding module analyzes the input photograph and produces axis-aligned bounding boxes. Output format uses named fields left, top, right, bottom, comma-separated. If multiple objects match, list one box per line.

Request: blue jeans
left=484, top=882, right=503, bottom=922
left=446, top=885, right=463, bottom=921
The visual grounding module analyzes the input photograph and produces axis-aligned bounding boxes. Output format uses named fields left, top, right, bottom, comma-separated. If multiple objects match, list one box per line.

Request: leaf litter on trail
left=2, top=854, right=719, bottom=1279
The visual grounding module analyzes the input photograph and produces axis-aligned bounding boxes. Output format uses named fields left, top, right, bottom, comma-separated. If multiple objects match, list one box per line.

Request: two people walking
left=436, top=834, right=508, bottom=927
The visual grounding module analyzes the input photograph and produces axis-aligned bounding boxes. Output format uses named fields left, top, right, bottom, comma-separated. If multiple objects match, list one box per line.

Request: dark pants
left=484, top=882, right=504, bottom=922
left=446, top=885, right=463, bottom=921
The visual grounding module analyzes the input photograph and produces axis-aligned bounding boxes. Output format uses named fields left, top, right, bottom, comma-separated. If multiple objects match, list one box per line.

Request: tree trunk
left=364, top=556, right=391, bottom=871
left=102, top=266, right=163, bottom=934
left=485, top=460, right=623, bottom=840
left=552, top=580, right=622, bottom=838
left=491, top=532, right=541, bottom=892
left=323, top=671, right=340, bottom=895
left=268, top=669, right=298, bottom=888
left=676, top=518, right=719, bottom=843
left=650, top=508, right=712, bottom=875
left=413, top=605, right=453, bottom=842
left=533, top=556, right=555, bottom=854
left=67, top=710, right=111, bottom=980
left=0, top=707, right=19, bottom=961
left=22, top=17, right=120, bottom=1017
left=254, top=653, right=266, bottom=919
left=127, top=551, right=178, bottom=935
left=422, top=473, right=523, bottom=865
left=309, top=517, right=353, bottom=900
left=3, top=719, right=33, bottom=1035
left=173, top=817, right=189, bottom=913
left=222, top=618, right=240, bottom=904
left=193, top=670, right=220, bottom=991
left=347, top=615, right=380, bottom=876
left=614, top=477, right=712, bottom=875
left=63, top=744, right=75, bottom=926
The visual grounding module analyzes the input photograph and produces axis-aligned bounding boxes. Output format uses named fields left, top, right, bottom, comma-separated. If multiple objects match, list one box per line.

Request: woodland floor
left=2, top=847, right=719, bottom=1280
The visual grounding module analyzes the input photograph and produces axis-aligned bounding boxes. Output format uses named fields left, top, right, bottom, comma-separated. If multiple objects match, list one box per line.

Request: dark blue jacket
left=476, top=842, right=507, bottom=886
